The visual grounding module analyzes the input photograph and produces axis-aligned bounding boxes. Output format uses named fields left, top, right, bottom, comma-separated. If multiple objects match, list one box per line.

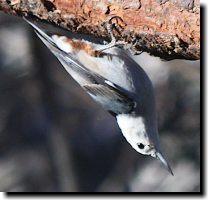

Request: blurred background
left=0, top=12, right=200, bottom=192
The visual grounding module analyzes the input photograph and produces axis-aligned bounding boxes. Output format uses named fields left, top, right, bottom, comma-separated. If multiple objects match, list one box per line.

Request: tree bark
left=0, top=0, right=200, bottom=60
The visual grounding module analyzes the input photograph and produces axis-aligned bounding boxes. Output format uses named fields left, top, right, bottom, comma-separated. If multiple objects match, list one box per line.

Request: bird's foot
left=97, top=16, right=127, bottom=52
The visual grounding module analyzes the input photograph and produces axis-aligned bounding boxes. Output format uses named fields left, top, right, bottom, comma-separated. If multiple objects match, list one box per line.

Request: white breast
left=77, top=48, right=135, bottom=92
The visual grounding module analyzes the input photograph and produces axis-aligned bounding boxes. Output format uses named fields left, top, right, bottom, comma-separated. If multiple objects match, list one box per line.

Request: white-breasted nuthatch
left=24, top=16, right=173, bottom=175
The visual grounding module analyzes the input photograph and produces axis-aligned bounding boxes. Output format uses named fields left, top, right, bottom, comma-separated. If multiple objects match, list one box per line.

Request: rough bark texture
left=0, top=0, right=200, bottom=60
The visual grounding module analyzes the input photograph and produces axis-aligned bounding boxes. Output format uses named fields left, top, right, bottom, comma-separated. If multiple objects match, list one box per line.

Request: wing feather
left=83, top=84, right=135, bottom=115
left=25, top=18, right=135, bottom=115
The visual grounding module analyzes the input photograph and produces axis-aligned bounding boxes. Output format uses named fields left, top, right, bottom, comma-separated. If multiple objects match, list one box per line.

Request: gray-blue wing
left=57, top=51, right=136, bottom=115
left=25, top=18, right=135, bottom=115
left=83, top=84, right=135, bottom=115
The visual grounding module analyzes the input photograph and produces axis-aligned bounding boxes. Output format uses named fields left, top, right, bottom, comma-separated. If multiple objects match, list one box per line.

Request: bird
left=24, top=16, right=173, bottom=175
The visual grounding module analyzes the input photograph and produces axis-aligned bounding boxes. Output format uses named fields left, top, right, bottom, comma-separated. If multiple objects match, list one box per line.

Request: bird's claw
left=98, top=16, right=127, bottom=52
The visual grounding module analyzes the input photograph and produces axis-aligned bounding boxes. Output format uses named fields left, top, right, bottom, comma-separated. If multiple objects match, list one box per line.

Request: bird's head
left=116, top=114, right=173, bottom=175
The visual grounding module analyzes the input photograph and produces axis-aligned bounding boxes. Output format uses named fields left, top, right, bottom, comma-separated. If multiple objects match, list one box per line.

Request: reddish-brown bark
left=0, top=0, right=200, bottom=60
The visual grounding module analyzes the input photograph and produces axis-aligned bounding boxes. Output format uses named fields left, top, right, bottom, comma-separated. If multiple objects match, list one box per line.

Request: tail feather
left=23, top=17, right=55, bottom=45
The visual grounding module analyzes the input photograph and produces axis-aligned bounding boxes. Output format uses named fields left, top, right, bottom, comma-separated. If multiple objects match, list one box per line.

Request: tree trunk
left=0, top=0, right=200, bottom=60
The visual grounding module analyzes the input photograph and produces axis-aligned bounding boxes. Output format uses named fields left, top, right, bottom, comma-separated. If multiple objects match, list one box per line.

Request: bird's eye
left=137, top=143, right=145, bottom=149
